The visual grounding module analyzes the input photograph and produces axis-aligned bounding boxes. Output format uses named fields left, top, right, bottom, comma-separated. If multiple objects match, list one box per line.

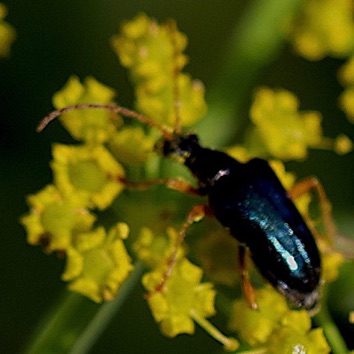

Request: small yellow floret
left=133, top=227, right=184, bottom=268
left=51, top=144, right=125, bottom=210
left=62, top=223, right=133, bottom=302
left=109, top=126, right=155, bottom=165
left=20, top=184, right=96, bottom=252
left=53, top=76, right=121, bottom=144
left=142, top=258, right=216, bottom=337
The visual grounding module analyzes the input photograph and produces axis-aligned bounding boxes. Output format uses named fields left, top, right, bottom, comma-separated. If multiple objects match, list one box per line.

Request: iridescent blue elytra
left=162, top=133, right=321, bottom=310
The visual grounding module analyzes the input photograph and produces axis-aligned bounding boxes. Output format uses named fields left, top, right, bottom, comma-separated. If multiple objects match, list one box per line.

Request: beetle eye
left=189, top=134, right=198, bottom=143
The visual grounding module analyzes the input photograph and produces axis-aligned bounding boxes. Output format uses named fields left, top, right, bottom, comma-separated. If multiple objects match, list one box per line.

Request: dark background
left=1, top=1, right=354, bottom=353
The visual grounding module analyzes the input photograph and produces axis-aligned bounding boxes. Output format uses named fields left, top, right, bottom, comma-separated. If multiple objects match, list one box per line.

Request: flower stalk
left=24, top=263, right=144, bottom=354
left=314, top=292, right=349, bottom=354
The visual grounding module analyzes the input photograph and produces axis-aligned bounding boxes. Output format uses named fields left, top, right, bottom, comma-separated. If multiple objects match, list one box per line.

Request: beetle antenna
left=36, top=103, right=174, bottom=140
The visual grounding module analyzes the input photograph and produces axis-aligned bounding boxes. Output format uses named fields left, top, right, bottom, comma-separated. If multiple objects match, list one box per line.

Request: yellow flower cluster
left=288, top=0, right=354, bottom=60
left=0, top=3, right=15, bottom=57
left=111, top=18, right=216, bottom=341
left=288, top=0, right=354, bottom=148
left=133, top=227, right=185, bottom=269
left=133, top=226, right=239, bottom=349
left=240, top=87, right=352, bottom=160
left=21, top=14, right=222, bottom=342
left=143, top=256, right=238, bottom=350
left=111, top=13, right=207, bottom=128
left=143, top=258, right=216, bottom=337
left=20, top=13, right=349, bottom=352
left=62, top=223, right=133, bottom=302
left=229, top=287, right=330, bottom=353
left=21, top=76, right=134, bottom=302
left=339, top=58, right=354, bottom=123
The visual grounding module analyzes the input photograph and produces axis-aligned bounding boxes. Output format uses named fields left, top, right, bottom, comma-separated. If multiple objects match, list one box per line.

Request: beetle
left=38, top=102, right=335, bottom=312
left=162, top=132, right=321, bottom=310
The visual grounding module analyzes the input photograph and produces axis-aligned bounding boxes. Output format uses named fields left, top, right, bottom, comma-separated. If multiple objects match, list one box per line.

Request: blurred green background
left=1, top=1, right=354, bottom=353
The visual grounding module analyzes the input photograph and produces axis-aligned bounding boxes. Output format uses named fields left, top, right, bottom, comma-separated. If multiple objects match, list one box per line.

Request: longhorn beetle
left=37, top=99, right=337, bottom=312
left=36, top=17, right=337, bottom=312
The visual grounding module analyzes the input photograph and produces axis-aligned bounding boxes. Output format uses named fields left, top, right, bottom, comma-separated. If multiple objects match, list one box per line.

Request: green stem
left=190, top=310, right=239, bottom=352
left=198, top=0, right=301, bottom=146
left=314, top=296, right=349, bottom=354
left=23, top=262, right=144, bottom=354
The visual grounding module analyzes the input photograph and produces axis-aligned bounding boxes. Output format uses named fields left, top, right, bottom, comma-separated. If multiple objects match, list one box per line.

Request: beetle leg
left=288, top=177, right=337, bottom=241
left=239, top=245, right=258, bottom=310
left=152, top=204, right=211, bottom=293
left=118, top=176, right=201, bottom=196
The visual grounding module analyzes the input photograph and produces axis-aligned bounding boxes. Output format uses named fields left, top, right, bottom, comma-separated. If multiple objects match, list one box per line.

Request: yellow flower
left=0, top=4, right=16, bottom=57
left=318, top=239, right=345, bottom=283
left=133, top=227, right=185, bottom=269
left=51, top=144, right=125, bottom=210
left=229, top=286, right=289, bottom=346
left=288, top=0, right=354, bottom=60
left=229, top=287, right=330, bottom=352
left=109, top=126, right=155, bottom=165
left=268, top=312, right=330, bottom=353
left=334, top=134, right=353, bottom=155
left=53, top=76, right=122, bottom=144
left=338, top=56, right=354, bottom=86
left=112, top=13, right=187, bottom=83
left=248, top=87, right=324, bottom=160
left=246, top=87, right=351, bottom=160
left=136, top=73, right=207, bottom=128
left=225, top=145, right=250, bottom=163
left=20, top=185, right=96, bottom=252
left=62, top=223, right=133, bottom=302
left=142, top=258, right=216, bottom=337
left=338, top=57, right=354, bottom=126
left=111, top=13, right=207, bottom=128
